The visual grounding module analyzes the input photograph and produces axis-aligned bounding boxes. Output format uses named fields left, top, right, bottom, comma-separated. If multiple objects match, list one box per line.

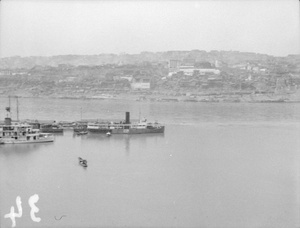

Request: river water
left=0, top=97, right=299, bottom=228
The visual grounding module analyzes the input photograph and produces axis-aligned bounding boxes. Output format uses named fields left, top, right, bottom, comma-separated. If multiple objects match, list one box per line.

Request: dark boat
left=87, top=112, right=165, bottom=134
left=40, top=124, right=64, bottom=133
left=58, top=121, right=75, bottom=129
left=73, top=123, right=88, bottom=133
left=78, top=157, right=88, bottom=167
left=76, top=131, right=88, bottom=136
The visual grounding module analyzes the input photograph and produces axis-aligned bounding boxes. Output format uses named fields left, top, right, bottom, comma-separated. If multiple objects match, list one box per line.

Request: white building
left=131, top=78, right=151, bottom=90
left=179, top=66, right=220, bottom=76
left=120, top=75, right=133, bottom=82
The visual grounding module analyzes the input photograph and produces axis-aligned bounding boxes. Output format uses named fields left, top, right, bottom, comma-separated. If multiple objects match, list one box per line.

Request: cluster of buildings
left=158, top=56, right=300, bottom=95
left=168, top=59, right=220, bottom=77
left=0, top=63, right=164, bottom=97
left=0, top=53, right=299, bottom=99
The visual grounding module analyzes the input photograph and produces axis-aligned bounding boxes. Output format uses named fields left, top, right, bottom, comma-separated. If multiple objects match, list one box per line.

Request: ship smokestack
left=125, top=112, right=130, bottom=124
left=5, top=117, right=12, bottom=125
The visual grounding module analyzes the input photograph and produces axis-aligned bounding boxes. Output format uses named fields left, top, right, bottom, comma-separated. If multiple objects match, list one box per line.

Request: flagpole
left=16, top=96, right=19, bottom=121
left=8, top=95, right=11, bottom=118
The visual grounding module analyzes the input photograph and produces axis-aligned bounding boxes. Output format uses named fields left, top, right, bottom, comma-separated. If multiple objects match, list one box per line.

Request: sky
left=0, top=0, right=299, bottom=58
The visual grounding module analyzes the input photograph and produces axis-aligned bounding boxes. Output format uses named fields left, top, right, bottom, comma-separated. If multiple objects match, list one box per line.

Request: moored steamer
left=0, top=117, right=54, bottom=144
left=87, top=112, right=165, bottom=134
left=0, top=98, right=54, bottom=144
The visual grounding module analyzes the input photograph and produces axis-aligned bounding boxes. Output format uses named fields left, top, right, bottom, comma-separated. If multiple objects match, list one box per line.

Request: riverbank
left=2, top=90, right=300, bottom=103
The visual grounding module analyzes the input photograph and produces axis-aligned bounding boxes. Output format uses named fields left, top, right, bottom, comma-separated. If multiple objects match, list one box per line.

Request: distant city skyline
left=0, top=0, right=299, bottom=58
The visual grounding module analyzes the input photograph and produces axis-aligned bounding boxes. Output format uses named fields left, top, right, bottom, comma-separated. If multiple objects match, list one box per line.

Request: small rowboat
left=76, top=131, right=88, bottom=136
left=78, top=157, right=88, bottom=167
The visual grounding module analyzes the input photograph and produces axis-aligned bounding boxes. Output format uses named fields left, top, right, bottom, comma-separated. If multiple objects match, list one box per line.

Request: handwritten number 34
left=4, top=194, right=41, bottom=227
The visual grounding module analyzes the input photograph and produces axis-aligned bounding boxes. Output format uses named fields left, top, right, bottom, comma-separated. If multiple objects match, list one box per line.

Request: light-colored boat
left=0, top=118, right=54, bottom=144
left=0, top=96, right=55, bottom=144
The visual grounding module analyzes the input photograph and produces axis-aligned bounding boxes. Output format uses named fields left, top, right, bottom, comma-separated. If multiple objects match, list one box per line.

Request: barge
left=40, top=123, right=64, bottom=133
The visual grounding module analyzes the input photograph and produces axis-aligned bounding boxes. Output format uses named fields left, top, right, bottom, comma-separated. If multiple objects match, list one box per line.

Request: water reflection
left=85, top=132, right=164, bottom=140
left=1, top=97, right=300, bottom=124
left=0, top=143, right=50, bottom=155
left=52, top=132, right=64, bottom=137
left=125, top=135, right=130, bottom=155
left=84, top=132, right=165, bottom=155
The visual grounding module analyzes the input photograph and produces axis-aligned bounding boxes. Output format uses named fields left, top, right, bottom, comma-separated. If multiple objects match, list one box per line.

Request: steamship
left=0, top=99, right=54, bottom=144
left=87, top=112, right=164, bottom=134
left=0, top=115, right=54, bottom=144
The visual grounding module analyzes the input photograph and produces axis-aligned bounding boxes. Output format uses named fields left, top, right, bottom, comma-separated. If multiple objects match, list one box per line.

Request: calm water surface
left=0, top=98, right=299, bottom=228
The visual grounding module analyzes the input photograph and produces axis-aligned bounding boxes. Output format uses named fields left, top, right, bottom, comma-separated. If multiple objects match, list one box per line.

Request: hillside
left=0, top=50, right=290, bottom=69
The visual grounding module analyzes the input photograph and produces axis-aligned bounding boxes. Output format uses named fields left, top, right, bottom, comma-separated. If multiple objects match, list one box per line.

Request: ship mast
left=6, top=96, right=12, bottom=118
left=9, top=95, right=11, bottom=110
left=5, top=96, right=20, bottom=120
left=139, top=108, right=141, bottom=122
left=16, top=96, right=19, bottom=121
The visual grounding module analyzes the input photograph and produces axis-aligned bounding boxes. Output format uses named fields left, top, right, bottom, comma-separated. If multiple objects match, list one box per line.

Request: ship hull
left=111, top=126, right=164, bottom=134
left=1, top=137, right=54, bottom=144
left=73, top=126, right=87, bottom=132
left=87, top=128, right=112, bottom=134
left=88, top=126, right=164, bottom=134
left=40, top=129, right=63, bottom=133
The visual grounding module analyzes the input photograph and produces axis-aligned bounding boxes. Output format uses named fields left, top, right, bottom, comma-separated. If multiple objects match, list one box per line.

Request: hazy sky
left=0, top=0, right=299, bottom=57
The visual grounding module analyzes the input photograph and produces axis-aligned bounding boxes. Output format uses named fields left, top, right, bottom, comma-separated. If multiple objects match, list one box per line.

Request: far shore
left=1, top=90, right=300, bottom=103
